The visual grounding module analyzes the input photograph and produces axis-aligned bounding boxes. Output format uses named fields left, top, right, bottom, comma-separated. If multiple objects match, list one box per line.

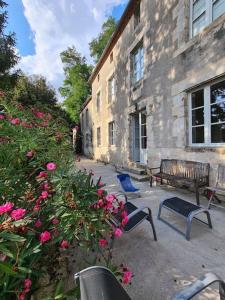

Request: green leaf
left=0, top=232, right=26, bottom=242
left=0, top=244, right=14, bottom=259
left=0, top=262, right=17, bottom=276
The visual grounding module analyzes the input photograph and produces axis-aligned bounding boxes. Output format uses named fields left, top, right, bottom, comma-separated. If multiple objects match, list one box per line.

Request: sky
left=6, top=0, right=128, bottom=100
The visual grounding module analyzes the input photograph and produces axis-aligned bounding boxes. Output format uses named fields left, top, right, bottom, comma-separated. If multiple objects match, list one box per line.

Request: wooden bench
left=149, top=159, right=210, bottom=205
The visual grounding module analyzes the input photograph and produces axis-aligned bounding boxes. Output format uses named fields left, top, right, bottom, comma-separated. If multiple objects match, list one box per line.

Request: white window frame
left=131, top=42, right=144, bottom=86
left=96, top=92, right=101, bottom=113
left=108, top=121, right=115, bottom=146
left=190, top=0, right=225, bottom=38
left=189, top=78, right=225, bottom=147
left=97, top=127, right=101, bottom=147
left=108, top=74, right=115, bottom=104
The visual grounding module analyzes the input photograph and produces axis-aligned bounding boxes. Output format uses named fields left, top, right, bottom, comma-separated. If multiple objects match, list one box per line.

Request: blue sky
left=4, top=0, right=128, bottom=99
left=6, top=0, right=127, bottom=57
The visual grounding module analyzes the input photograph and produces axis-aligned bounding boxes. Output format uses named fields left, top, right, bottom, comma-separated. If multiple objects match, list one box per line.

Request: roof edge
left=80, top=96, right=92, bottom=112
left=88, top=0, right=138, bottom=84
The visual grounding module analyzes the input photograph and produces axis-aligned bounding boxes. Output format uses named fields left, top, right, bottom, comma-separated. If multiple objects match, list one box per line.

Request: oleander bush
left=0, top=94, right=132, bottom=300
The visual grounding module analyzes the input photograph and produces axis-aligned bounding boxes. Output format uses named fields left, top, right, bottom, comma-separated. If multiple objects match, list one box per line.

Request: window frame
left=97, top=127, right=101, bottom=147
left=131, top=41, right=144, bottom=86
left=108, top=74, right=115, bottom=104
left=96, top=92, right=101, bottom=113
left=188, top=78, right=225, bottom=147
left=108, top=121, right=115, bottom=146
left=190, top=0, right=225, bottom=38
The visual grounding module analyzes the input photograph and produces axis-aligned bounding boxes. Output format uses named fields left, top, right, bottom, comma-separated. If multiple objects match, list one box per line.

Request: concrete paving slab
left=76, top=157, right=225, bottom=300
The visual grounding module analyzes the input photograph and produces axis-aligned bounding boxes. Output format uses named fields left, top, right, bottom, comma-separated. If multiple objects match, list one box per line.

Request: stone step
left=123, top=166, right=147, bottom=175
left=116, top=168, right=150, bottom=182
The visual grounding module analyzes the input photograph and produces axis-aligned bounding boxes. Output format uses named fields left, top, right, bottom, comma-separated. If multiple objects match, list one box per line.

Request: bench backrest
left=216, top=164, right=225, bottom=189
left=160, top=159, right=210, bottom=181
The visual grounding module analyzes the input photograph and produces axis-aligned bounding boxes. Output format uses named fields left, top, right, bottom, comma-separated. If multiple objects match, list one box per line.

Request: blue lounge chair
left=117, top=174, right=141, bottom=199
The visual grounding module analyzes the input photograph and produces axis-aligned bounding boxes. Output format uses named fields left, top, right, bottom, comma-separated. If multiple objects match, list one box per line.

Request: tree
left=89, top=16, right=117, bottom=64
left=13, top=74, right=57, bottom=106
left=59, top=46, right=93, bottom=123
left=0, top=0, right=19, bottom=90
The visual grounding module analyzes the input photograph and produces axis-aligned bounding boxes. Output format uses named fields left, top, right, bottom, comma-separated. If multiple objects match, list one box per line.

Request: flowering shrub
left=0, top=97, right=132, bottom=299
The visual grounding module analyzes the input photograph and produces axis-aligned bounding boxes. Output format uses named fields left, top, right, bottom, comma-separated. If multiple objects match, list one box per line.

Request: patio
left=77, top=157, right=225, bottom=300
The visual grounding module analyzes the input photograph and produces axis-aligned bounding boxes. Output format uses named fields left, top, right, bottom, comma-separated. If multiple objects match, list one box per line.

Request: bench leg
left=147, top=208, right=157, bottom=241
left=204, top=211, right=212, bottom=229
left=186, top=217, right=192, bottom=241
left=150, top=176, right=153, bottom=187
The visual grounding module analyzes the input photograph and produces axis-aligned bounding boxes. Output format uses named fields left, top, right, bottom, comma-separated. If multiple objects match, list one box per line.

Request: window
left=131, top=42, right=144, bottom=85
left=97, top=127, right=101, bottom=147
left=85, top=133, right=89, bottom=148
left=134, top=2, right=141, bottom=28
left=108, top=74, right=115, bottom=103
left=190, top=0, right=225, bottom=37
left=189, top=79, right=225, bottom=146
left=85, top=109, right=89, bottom=127
left=110, top=52, right=113, bottom=63
left=108, top=121, right=115, bottom=145
left=96, top=92, right=101, bottom=112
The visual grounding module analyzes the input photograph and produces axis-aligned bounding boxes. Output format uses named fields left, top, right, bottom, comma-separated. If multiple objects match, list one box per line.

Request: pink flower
left=97, top=189, right=104, bottom=196
left=10, top=118, right=20, bottom=125
left=121, top=211, right=128, bottom=219
left=46, top=162, right=57, bottom=171
left=34, top=220, right=42, bottom=228
left=40, top=231, right=51, bottom=244
left=43, top=182, right=50, bottom=191
left=24, top=278, right=32, bottom=289
left=10, top=208, right=26, bottom=221
left=26, top=151, right=34, bottom=158
left=122, top=271, right=132, bottom=284
left=122, top=216, right=129, bottom=227
left=33, top=205, right=40, bottom=212
left=52, top=228, right=60, bottom=237
left=36, top=196, right=43, bottom=206
left=104, top=202, right=113, bottom=210
left=52, top=218, right=59, bottom=225
left=19, top=293, right=25, bottom=300
left=99, top=239, right=108, bottom=247
left=38, top=171, right=47, bottom=178
left=0, top=202, right=14, bottom=215
left=60, top=239, right=69, bottom=249
left=35, top=111, right=45, bottom=118
left=41, top=191, right=48, bottom=199
left=97, top=199, right=104, bottom=207
left=114, top=228, right=123, bottom=237
left=0, top=114, right=4, bottom=120
left=98, top=181, right=104, bottom=187
left=105, top=194, right=115, bottom=203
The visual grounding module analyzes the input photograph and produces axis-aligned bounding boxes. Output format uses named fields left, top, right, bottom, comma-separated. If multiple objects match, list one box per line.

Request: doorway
left=131, top=111, right=147, bottom=165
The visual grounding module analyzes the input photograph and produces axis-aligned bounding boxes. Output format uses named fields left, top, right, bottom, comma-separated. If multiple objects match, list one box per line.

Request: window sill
left=186, top=145, right=225, bottom=154
left=174, top=13, right=225, bottom=59
left=131, top=79, right=143, bottom=91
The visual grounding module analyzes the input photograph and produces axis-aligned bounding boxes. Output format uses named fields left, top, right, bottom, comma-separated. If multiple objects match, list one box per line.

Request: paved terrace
left=76, top=158, right=225, bottom=300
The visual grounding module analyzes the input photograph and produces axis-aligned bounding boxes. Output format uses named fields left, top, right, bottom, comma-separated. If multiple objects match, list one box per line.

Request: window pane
left=193, top=13, right=206, bottom=36
left=192, top=126, right=204, bottom=143
left=141, top=137, right=147, bottom=149
left=192, top=89, right=204, bottom=108
left=211, top=80, right=225, bottom=104
left=211, top=123, right=225, bottom=143
left=192, top=107, right=204, bottom=125
left=211, top=102, right=225, bottom=123
left=213, top=0, right=225, bottom=20
left=193, top=0, right=206, bottom=20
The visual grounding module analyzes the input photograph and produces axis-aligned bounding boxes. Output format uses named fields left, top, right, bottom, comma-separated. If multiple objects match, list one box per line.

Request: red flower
left=60, top=239, right=69, bottom=249
left=0, top=202, right=14, bottom=215
left=52, top=218, right=59, bottom=225
left=26, top=151, right=34, bottom=158
left=122, top=216, right=129, bottom=227
left=114, top=228, right=123, bottom=237
left=122, top=270, right=132, bottom=284
left=40, top=231, right=51, bottom=244
left=38, top=171, right=47, bottom=178
left=0, top=114, right=5, bottom=120
left=35, top=111, right=45, bottom=118
left=97, top=189, right=104, bottom=196
left=34, top=220, right=42, bottom=228
left=10, top=208, right=26, bottom=221
left=10, top=118, right=20, bottom=125
left=99, top=239, right=108, bottom=247
left=41, top=191, right=48, bottom=199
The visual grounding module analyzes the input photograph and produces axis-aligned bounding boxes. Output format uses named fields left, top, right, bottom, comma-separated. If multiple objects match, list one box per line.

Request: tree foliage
left=59, top=46, right=92, bottom=123
left=12, top=74, right=57, bottom=106
left=0, top=0, right=19, bottom=90
left=89, top=16, right=117, bottom=64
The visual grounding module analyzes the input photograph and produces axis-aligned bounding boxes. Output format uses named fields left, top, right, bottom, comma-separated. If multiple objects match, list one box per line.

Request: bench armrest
left=172, top=273, right=225, bottom=300
left=148, top=167, right=160, bottom=175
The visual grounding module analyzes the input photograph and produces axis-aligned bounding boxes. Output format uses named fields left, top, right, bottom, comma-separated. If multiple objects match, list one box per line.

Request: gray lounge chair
left=173, top=272, right=225, bottom=300
left=75, top=266, right=131, bottom=300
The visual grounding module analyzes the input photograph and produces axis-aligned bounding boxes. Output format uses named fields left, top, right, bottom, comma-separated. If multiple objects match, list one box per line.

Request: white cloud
left=19, top=0, right=127, bottom=101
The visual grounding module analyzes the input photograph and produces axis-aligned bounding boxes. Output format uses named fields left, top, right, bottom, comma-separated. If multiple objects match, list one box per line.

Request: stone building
left=80, top=0, right=225, bottom=182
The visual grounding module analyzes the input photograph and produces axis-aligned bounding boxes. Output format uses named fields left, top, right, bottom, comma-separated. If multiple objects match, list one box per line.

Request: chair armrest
left=172, top=273, right=225, bottom=300
left=148, top=167, right=160, bottom=175
left=127, top=206, right=150, bottom=221
left=114, top=192, right=128, bottom=202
